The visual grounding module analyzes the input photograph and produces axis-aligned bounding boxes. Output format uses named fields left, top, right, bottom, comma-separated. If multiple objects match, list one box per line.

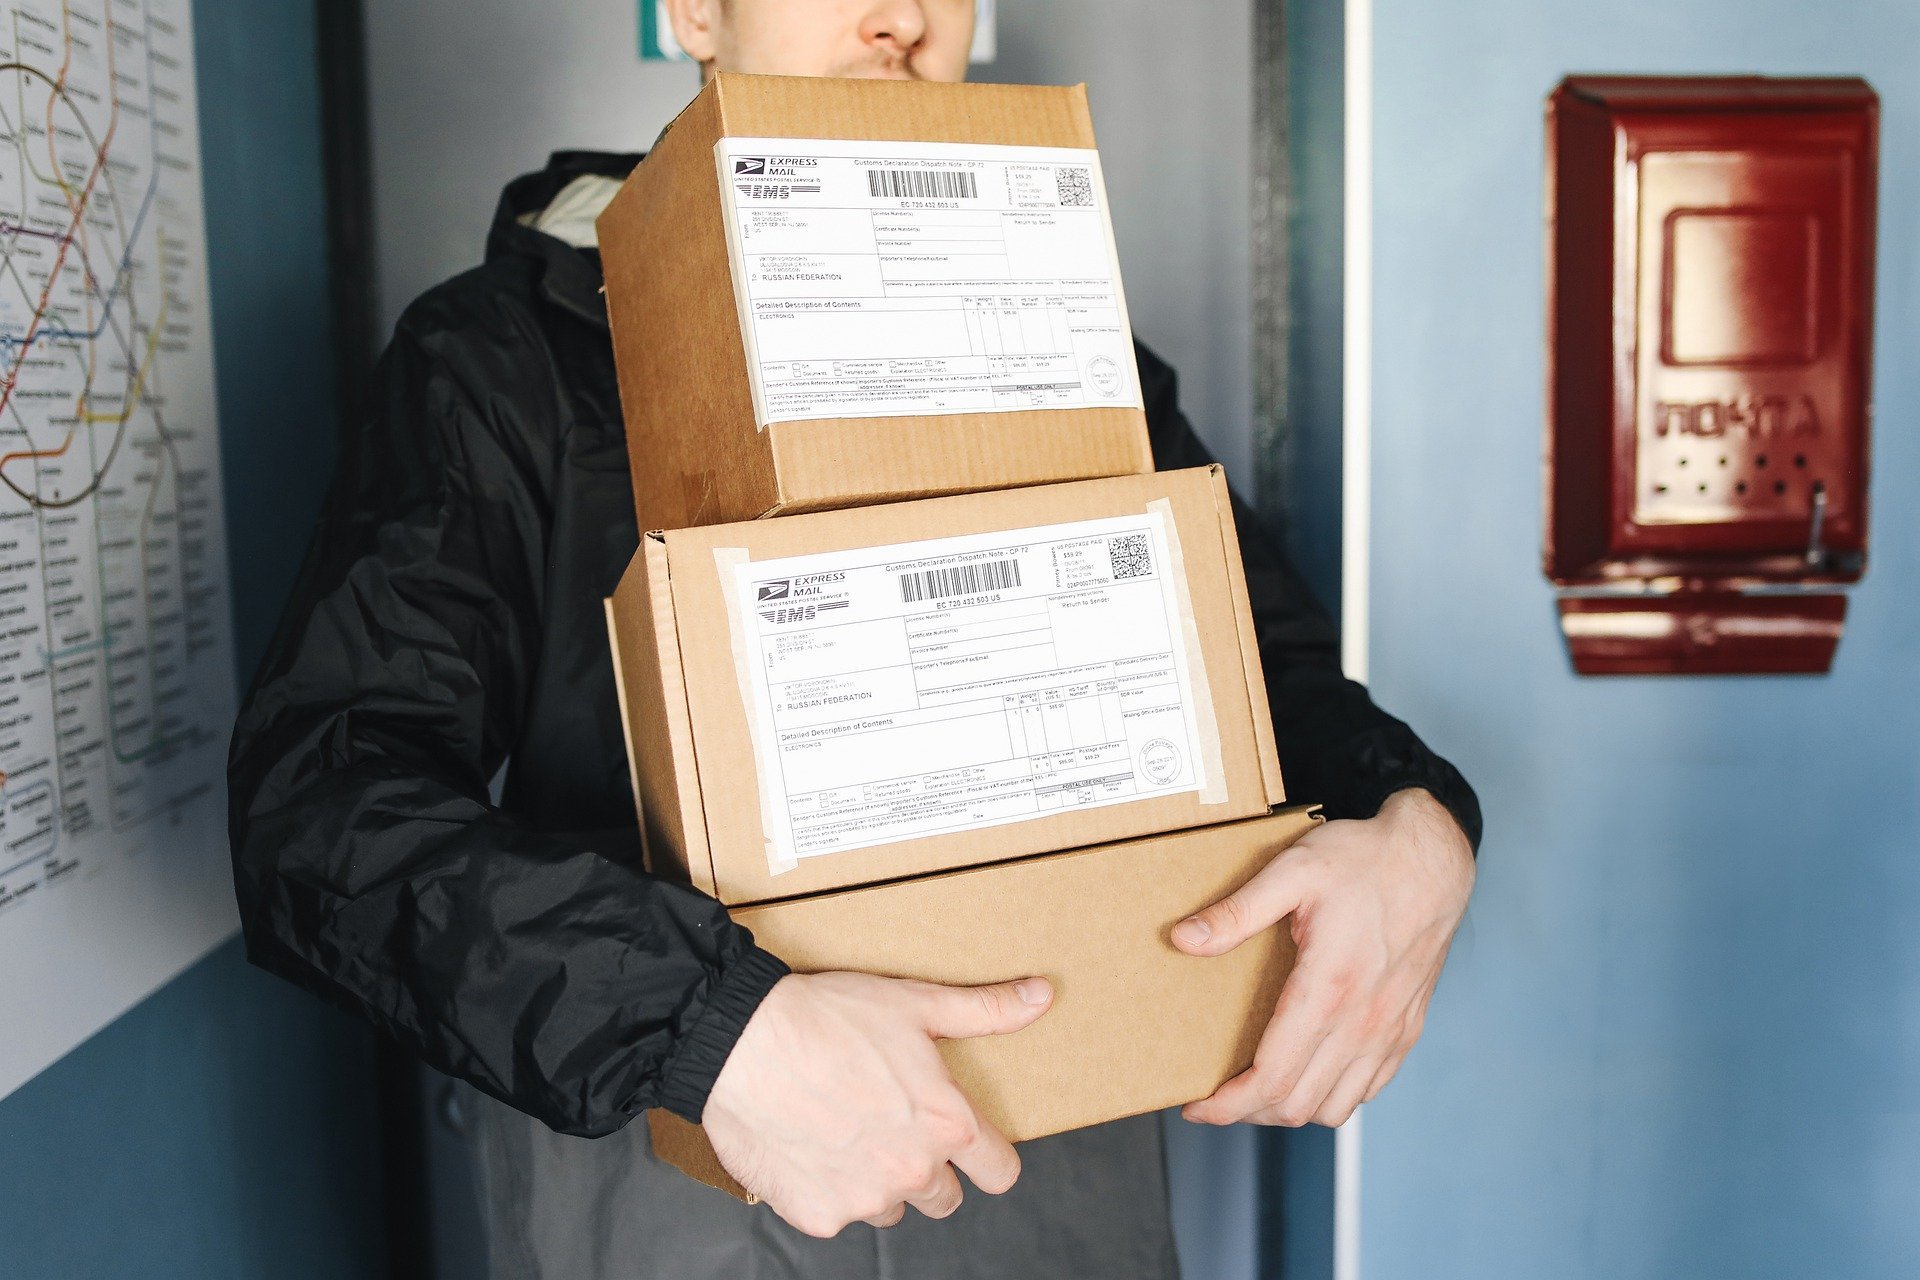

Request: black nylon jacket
left=227, top=151, right=1480, bottom=1141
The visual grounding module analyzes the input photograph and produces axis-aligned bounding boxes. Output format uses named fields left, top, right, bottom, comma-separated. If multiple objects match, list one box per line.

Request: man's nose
left=858, top=0, right=929, bottom=53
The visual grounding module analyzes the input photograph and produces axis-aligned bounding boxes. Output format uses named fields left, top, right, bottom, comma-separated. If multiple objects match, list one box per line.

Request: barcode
left=1056, top=166, right=1094, bottom=207
left=899, top=558, right=1021, bottom=603
left=1108, top=533, right=1152, bottom=579
left=868, top=168, right=978, bottom=200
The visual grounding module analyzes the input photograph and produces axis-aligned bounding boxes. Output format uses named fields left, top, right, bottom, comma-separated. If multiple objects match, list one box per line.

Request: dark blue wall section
left=0, top=955, right=382, bottom=1278
left=0, top=1, right=384, bottom=1277
left=1281, top=0, right=1346, bottom=616
left=1265, top=0, right=1345, bottom=1275
left=198, top=0, right=353, bottom=672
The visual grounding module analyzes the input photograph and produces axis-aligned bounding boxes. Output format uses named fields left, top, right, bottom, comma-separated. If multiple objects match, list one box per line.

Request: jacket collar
left=486, top=150, right=642, bottom=329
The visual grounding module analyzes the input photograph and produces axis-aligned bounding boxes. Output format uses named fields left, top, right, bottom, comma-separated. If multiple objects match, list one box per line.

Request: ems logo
left=734, top=158, right=767, bottom=175
left=757, top=580, right=790, bottom=602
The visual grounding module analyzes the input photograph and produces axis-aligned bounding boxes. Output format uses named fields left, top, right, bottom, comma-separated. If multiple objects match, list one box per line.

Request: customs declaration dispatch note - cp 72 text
left=716, top=136, right=1143, bottom=427
left=725, top=511, right=1208, bottom=868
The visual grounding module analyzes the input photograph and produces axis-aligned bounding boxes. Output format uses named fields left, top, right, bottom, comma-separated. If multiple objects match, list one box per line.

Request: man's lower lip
left=836, top=64, right=917, bottom=80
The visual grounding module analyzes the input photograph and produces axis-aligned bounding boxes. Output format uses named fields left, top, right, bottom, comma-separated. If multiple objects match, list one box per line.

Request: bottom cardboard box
left=650, top=806, right=1320, bottom=1199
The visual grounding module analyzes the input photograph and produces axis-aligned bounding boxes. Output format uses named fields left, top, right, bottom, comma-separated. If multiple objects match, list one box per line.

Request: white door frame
left=1336, top=0, right=1373, bottom=1275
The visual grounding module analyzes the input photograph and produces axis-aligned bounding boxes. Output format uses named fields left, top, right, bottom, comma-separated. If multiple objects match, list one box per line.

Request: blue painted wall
left=1361, top=1, right=1920, bottom=1277
left=0, top=2, right=385, bottom=1277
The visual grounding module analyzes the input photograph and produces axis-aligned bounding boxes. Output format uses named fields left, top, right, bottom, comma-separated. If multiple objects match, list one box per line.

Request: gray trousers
left=457, top=1079, right=1180, bottom=1280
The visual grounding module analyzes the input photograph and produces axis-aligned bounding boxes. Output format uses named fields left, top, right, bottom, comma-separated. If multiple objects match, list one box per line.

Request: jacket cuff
left=1348, top=765, right=1483, bottom=855
left=1317, top=727, right=1484, bottom=853
left=657, top=944, right=791, bottom=1123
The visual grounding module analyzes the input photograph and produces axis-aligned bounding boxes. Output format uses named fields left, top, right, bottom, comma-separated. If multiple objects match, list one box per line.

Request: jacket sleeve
left=227, top=305, right=787, bottom=1138
left=1137, top=344, right=1483, bottom=849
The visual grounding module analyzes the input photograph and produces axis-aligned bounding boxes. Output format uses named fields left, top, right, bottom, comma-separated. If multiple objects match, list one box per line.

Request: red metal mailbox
left=1545, top=75, right=1878, bottom=674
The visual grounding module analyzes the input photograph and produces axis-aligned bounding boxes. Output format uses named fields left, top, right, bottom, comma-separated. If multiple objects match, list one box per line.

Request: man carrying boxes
left=228, top=1, right=1481, bottom=1275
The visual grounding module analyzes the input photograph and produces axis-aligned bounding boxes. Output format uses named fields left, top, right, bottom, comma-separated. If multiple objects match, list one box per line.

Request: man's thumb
left=1172, top=857, right=1304, bottom=956
left=920, top=977, right=1054, bottom=1040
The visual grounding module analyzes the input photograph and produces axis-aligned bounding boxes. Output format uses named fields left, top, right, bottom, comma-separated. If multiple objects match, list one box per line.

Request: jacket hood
left=486, top=150, right=643, bottom=327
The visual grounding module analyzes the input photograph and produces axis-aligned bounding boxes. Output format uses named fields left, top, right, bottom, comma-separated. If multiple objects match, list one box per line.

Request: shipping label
left=714, top=136, right=1143, bottom=427
left=726, top=512, right=1209, bottom=867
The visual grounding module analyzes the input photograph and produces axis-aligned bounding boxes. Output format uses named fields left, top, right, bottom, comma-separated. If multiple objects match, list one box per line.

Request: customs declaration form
left=727, top=512, right=1210, bottom=867
left=716, top=137, right=1144, bottom=426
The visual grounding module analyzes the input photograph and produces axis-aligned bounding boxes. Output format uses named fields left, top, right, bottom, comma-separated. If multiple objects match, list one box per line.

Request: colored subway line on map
left=0, top=170, right=161, bottom=351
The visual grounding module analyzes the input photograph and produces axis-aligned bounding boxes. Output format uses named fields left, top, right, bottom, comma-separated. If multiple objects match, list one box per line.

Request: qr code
left=1056, top=166, right=1094, bottom=207
left=1108, top=533, right=1152, bottom=580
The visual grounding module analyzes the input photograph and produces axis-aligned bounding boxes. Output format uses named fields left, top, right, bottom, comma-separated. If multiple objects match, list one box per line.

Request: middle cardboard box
left=609, top=464, right=1286, bottom=904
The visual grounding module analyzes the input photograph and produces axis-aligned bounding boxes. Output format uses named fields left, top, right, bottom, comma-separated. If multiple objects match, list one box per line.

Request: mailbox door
left=1615, top=102, right=1876, bottom=571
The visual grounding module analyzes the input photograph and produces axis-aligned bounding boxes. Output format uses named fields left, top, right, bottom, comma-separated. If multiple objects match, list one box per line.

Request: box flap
left=711, top=73, right=1100, bottom=148
left=607, top=535, right=717, bottom=895
left=1206, top=466, right=1286, bottom=803
left=602, top=596, right=647, bottom=847
left=598, top=79, right=779, bottom=531
left=765, top=409, right=1153, bottom=516
left=648, top=1110, right=754, bottom=1201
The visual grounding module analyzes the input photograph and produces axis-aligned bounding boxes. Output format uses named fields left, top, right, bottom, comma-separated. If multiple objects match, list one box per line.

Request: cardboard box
left=605, top=466, right=1286, bottom=905
left=597, top=72, right=1154, bottom=530
left=647, top=805, right=1320, bottom=1200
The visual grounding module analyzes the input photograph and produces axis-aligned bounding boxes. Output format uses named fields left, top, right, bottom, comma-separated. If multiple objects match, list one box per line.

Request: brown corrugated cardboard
left=605, top=466, right=1285, bottom=905
left=596, top=72, right=1154, bottom=531
left=648, top=805, right=1321, bottom=1200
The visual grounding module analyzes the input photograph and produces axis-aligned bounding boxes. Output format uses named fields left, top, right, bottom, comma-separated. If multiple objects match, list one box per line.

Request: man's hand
left=702, top=971, right=1053, bottom=1238
left=1175, top=788, right=1474, bottom=1128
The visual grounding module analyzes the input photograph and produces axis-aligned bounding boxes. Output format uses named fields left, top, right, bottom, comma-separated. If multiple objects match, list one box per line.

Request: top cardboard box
left=597, top=73, right=1155, bottom=531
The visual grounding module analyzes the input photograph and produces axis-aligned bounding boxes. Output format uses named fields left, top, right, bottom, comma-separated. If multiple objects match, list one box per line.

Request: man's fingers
left=1172, top=851, right=1310, bottom=957
left=1182, top=948, right=1346, bottom=1124
left=1184, top=1033, right=1326, bottom=1125
left=1253, top=1023, right=1363, bottom=1126
left=904, top=1164, right=966, bottom=1221
left=1182, top=1062, right=1263, bottom=1126
left=1361, top=973, right=1436, bottom=1102
left=1312, top=1053, right=1385, bottom=1128
left=1291, top=976, right=1433, bottom=1122
left=950, top=1113, right=1022, bottom=1196
left=916, top=977, right=1053, bottom=1040
left=1231, top=1046, right=1376, bottom=1129
left=862, top=1204, right=907, bottom=1230
left=1271, top=973, right=1435, bottom=1127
